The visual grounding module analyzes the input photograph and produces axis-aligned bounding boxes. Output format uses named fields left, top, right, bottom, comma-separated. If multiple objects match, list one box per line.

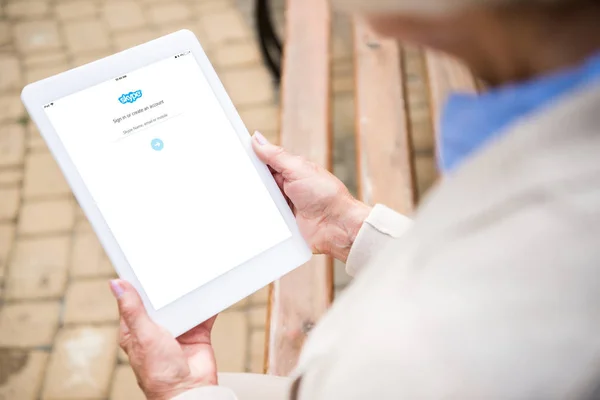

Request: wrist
left=167, top=386, right=237, bottom=400
left=327, top=196, right=371, bottom=263
left=146, top=376, right=218, bottom=400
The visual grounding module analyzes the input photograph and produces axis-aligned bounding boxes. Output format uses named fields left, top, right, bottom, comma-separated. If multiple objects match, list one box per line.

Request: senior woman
left=109, top=0, right=600, bottom=398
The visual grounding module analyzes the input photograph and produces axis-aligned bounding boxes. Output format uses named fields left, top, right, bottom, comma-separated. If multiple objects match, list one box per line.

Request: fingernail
left=253, top=131, right=268, bottom=145
left=110, top=280, right=124, bottom=298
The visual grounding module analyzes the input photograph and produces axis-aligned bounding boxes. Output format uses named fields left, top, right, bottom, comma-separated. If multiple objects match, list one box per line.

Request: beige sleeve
left=171, top=373, right=292, bottom=400
left=345, top=204, right=412, bottom=277
left=171, top=387, right=237, bottom=400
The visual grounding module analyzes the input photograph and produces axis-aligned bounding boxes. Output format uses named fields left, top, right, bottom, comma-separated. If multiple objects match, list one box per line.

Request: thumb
left=110, top=279, right=154, bottom=336
left=251, top=131, right=309, bottom=178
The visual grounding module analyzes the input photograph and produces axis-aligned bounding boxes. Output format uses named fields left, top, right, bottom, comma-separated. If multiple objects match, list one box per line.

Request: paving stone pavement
left=0, top=0, right=438, bottom=398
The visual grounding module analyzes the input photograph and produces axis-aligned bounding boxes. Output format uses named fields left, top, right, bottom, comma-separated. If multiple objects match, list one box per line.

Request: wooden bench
left=264, top=0, right=332, bottom=377
left=354, top=21, right=480, bottom=206
left=264, top=1, right=479, bottom=377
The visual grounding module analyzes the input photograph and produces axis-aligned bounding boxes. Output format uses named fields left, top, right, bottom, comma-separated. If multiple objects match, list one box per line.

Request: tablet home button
left=151, top=138, right=164, bottom=151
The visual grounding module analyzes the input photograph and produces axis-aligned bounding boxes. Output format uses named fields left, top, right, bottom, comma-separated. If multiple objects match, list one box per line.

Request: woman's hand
left=110, top=280, right=218, bottom=400
left=252, top=132, right=371, bottom=262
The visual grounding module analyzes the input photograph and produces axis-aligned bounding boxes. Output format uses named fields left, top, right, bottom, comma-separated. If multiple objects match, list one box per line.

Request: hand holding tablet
left=21, top=30, right=311, bottom=337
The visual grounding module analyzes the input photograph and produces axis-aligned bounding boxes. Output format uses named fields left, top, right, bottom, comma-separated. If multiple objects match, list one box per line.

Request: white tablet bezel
left=21, top=29, right=311, bottom=337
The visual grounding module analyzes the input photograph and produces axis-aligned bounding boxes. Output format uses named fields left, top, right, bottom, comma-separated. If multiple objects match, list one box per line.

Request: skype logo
left=119, top=90, right=143, bottom=104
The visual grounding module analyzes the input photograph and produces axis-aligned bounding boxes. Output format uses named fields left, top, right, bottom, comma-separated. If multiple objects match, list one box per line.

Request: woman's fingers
left=273, top=171, right=285, bottom=191
left=251, top=131, right=311, bottom=179
left=110, top=280, right=156, bottom=346
left=118, top=317, right=131, bottom=355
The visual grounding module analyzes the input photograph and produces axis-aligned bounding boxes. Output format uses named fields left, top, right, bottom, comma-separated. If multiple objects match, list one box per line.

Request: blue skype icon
left=151, top=138, right=164, bottom=151
left=119, top=90, right=143, bottom=104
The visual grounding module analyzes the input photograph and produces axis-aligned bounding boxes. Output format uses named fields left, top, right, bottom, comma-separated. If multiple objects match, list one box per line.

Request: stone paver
left=0, top=168, right=24, bottom=186
left=230, top=296, right=250, bottom=310
left=0, top=22, right=10, bottom=46
left=0, top=188, right=20, bottom=221
left=63, top=20, right=110, bottom=53
left=239, top=104, right=279, bottom=135
left=220, top=66, right=274, bottom=107
left=331, top=27, right=353, bottom=62
left=117, top=347, right=128, bottom=364
left=333, top=71, right=354, bottom=94
left=18, top=198, right=75, bottom=235
left=333, top=95, right=354, bottom=143
left=98, top=254, right=115, bottom=275
left=23, top=51, right=68, bottom=69
left=103, top=2, right=146, bottom=31
left=0, top=223, right=16, bottom=279
left=410, top=118, right=436, bottom=152
left=0, top=55, right=22, bottom=92
left=56, top=1, right=99, bottom=21
left=5, top=1, right=50, bottom=19
left=25, top=63, right=69, bottom=84
left=249, top=285, right=269, bottom=305
left=27, top=123, right=47, bottom=151
left=249, top=330, right=265, bottom=373
left=212, top=311, right=247, bottom=372
left=0, top=301, right=61, bottom=347
left=156, top=23, right=194, bottom=37
left=249, top=305, right=267, bottom=329
left=200, top=9, right=249, bottom=45
left=405, top=47, right=436, bottom=154
left=0, top=350, right=49, bottom=400
left=63, top=279, right=119, bottom=324
left=72, top=50, right=113, bottom=68
left=6, top=235, right=71, bottom=299
left=110, top=365, right=145, bottom=400
left=23, top=152, right=71, bottom=198
left=188, top=24, right=212, bottom=50
left=74, top=216, right=94, bottom=233
left=415, top=154, right=439, bottom=198
left=113, top=28, right=156, bottom=51
left=74, top=202, right=85, bottom=219
left=0, top=95, right=25, bottom=122
left=13, top=20, right=61, bottom=53
left=193, top=0, right=236, bottom=15
left=0, top=124, right=25, bottom=167
left=42, top=326, right=119, bottom=400
left=147, top=2, right=191, bottom=25
left=71, top=232, right=115, bottom=277
left=212, top=40, right=261, bottom=68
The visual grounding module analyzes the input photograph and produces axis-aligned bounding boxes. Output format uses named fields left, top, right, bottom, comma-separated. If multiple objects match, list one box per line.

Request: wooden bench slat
left=354, top=19, right=415, bottom=213
left=266, top=0, right=333, bottom=377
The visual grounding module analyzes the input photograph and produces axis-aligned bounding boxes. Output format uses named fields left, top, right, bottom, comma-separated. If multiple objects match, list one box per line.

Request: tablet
left=21, top=29, right=311, bottom=337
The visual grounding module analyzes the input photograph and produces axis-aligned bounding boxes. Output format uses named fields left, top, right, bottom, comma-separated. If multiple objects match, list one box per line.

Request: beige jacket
left=176, top=80, right=600, bottom=399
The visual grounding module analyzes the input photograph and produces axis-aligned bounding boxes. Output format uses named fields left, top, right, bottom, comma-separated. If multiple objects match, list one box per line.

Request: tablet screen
left=44, top=51, right=292, bottom=310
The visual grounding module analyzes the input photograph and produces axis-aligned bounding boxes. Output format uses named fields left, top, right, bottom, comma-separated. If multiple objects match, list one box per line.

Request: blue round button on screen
left=151, top=138, right=164, bottom=151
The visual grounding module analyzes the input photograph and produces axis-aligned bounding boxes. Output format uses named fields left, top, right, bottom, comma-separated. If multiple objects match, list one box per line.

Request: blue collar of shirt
left=439, top=52, right=600, bottom=173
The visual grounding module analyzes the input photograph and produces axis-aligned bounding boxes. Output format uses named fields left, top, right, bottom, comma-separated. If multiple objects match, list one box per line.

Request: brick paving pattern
left=0, top=0, right=437, bottom=398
